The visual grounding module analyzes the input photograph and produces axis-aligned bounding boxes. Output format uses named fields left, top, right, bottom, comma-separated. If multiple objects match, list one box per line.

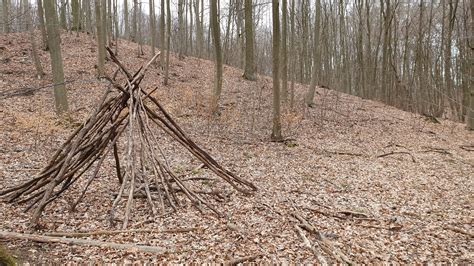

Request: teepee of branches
left=0, top=48, right=257, bottom=228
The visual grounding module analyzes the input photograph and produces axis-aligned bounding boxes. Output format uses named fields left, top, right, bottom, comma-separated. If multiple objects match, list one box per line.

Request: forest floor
left=0, top=31, right=473, bottom=264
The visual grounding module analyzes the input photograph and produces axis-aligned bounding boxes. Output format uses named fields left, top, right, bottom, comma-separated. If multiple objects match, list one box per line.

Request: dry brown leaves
left=0, top=31, right=472, bottom=264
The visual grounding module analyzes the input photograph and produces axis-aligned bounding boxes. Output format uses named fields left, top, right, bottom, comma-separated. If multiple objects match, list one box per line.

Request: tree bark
left=281, top=0, right=288, bottom=102
left=36, top=0, right=48, bottom=49
left=243, top=0, right=255, bottom=80
left=149, top=0, right=156, bottom=58
left=178, top=0, right=185, bottom=59
left=124, top=0, right=129, bottom=38
left=271, top=0, right=282, bottom=141
left=95, top=0, right=106, bottom=76
left=2, top=0, right=9, bottom=33
left=305, top=0, right=321, bottom=106
left=468, top=0, right=474, bottom=129
left=44, top=0, right=69, bottom=115
left=27, top=1, right=44, bottom=78
left=164, top=0, right=171, bottom=85
left=210, top=0, right=223, bottom=112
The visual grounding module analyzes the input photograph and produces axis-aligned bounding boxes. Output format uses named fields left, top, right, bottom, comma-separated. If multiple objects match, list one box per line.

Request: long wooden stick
left=44, top=227, right=203, bottom=237
left=0, top=231, right=167, bottom=254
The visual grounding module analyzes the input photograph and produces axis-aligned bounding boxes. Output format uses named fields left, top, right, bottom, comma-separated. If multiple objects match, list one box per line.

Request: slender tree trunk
left=194, top=0, right=203, bottom=57
left=60, top=0, right=67, bottom=29
left=164, top=0, right=171, bottom=85
left=27, top=1, right=44, bottom=78
left=36, top=0, right=48, bottom=49
left=107, top=0, right=112, bottom=44
left=85, top=0, right=92, bottom=34
left=468, top=0, right=474, bottom=129
left=281, top=0, right=288, bottom=102
left=124, top=0, right=129, bottom=38
left=243, top=0, right=255, bottom=80
left=2, top=0, right=9, bottom=33
left=178, top=0, right=185, bottom=59
left=149, top=0, right=156, bottom=57
left=305, top=0, right=321, bottom=106
left=271, top=0, right=282, bottom=141
left=210, top=0, right=223, bottom=113
left=132, top=0, right=138, bottom=41
left=160, top=0, right=165, bottom=67
left=445, top=0, right=459, bottom=119
left=71, top=0, right=80, bottom=31
left=289, top=0, right=296, bottom=109
left=44, top=0, right=69, bottom=114
left=95, top=0, right=106, bottom=76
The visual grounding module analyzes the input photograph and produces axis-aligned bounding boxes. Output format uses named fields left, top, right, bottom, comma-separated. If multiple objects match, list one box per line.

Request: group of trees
left=1, top=0, right=473, bottom=131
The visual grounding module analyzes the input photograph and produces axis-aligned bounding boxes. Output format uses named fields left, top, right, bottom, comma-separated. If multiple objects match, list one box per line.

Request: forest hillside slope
left=0, top=32, right=472, bottom=264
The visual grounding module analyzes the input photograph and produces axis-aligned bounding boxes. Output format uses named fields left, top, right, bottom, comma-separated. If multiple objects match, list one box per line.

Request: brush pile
left=0, top=48, right=257, bottom=228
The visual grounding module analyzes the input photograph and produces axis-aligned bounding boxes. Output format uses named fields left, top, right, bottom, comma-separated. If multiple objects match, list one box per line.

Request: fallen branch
left=337, top=210, right=369, bottom=218
left=460, top=145, right=474, bottom=152
left=323, top=150, right=366, bottom=157
left=305, top=207, right=345, bottom=220
left=292, top=213, right=354, bottom=265
left=444, top=226, right=473, bottom=238
left=225, top=254, right=264, bottom=265
left=44, top=227, right=203, bottom=237
left=0, top=231, right=167, bottom=254
left=377, top=151, right=416, bottom=162
left=420, top=147, right=452, bottom=156
left=294, top=224, right=327, bottom=264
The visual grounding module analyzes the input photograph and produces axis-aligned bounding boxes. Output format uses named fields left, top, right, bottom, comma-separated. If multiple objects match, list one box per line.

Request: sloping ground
left=0, top=31, right=472, bottom=264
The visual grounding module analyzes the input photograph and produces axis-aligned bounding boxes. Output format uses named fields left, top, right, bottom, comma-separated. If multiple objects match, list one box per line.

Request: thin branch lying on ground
left=44, top=227, right=203, bottom=237
left=377, top=151, right=417, bottom=162
left=0, top=231, right=168, bottom=254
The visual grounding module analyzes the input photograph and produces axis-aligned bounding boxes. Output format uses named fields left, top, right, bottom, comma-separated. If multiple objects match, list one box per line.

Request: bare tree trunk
left=132, top=0, right=138, bottom=41
left=164, top=0, right=171, bottom=85
left=243, top=0, right=255, bottom=80
left=271, top=0, right=282, bottom=141
left=289, top=0, right=296, bottom=109
left=210, top=0, right=223, bottom=113
left=60, top=0, right=67, bottom=29
left=124, top=0, right=129, bottom=38
left=188, top=0, right=193, bottom=55
left=445, top=0, right=459, bottom=119
left=178, top=0, right=185, bottom=59
left=85, top=0, right=92, bottom=34
left=305, top=0, right=321, bottom=106
left=44, top=0, right=69, bottom=114
left=194, top=0, right=203, bottom=57
left=71, top=0, right=80, bottom=31
left=95, top=0, right=106, bottom=76
left=113, top=0, right=119, bottom=54
left=160, top=0, right=165, bottom=68
left=36, top=0, right=48, bottom=49
left=2, top=0, right=9, bottom=33
left=149, top=0, right=156, bottom=57
left=27, top=1, right=44, bottom=78
left=468, top=0, right=474, bottom=129
left=107, top=0, right=112, bottom=44
left=281, top=0, right=288, bottom=102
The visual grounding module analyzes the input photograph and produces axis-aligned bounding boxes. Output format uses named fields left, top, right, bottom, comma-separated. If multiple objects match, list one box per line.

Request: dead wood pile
left=0, top=48, right=257, bottom=228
